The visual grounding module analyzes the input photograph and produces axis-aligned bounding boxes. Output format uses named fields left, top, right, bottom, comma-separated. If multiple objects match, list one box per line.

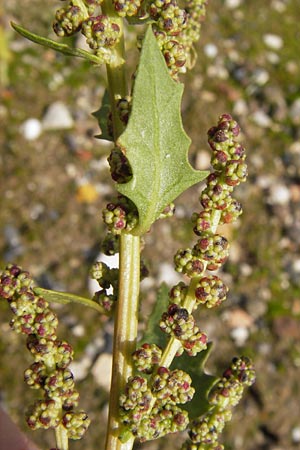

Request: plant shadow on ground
left=1, top=0, right=300, bottom=449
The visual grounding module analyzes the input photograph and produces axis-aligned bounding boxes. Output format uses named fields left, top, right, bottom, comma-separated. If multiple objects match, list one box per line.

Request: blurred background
left=1, top=0, right=300, bottom=449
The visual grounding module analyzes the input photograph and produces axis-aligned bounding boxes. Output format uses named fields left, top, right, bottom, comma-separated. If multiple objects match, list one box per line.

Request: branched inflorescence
left=52, top=0, right=208, bottom=77
left=120, top=349, right=193, bottom=441
left=0, top=265, right=90, bottom=441
left=160, top=114, right=246, bottom=358
left=182, top=357, right=255, bottom=450
left=118, top=114, right=254, bottom=444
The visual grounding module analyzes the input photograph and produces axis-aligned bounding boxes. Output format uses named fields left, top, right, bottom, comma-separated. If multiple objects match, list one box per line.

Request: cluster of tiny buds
left=0, top=265, right=90, bottom=440
left=160, top=304, right=207, bottom=356
left=159, top=115, right=246, bottom=361
left=119, top=363, right=193, bottom=441
left=182, top=357, right=255, bottom=450
left=53, top=1, right=121, bottom=64
left=148, top=0, right=207, bottom=77
left=53, top=0, right=208, bottom=77
left=90, top=261, right=119, bottom=313
left=102, top=195, right=138, bottom=234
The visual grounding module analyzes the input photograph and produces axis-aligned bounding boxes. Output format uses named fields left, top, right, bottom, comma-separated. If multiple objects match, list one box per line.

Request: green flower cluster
left=90, top=261, right=119, bottom=313
left=119, top=362, right=194, bottom=441
left=53, top=0, right=121, bottom=64
left=160, top=114, right=247, bottom=358
left=160, top=304, right=207, bottom=356
left=102, top=195, right=138, bottom=233
left=144, top=0, right=207, bottom=77
left=0, top=265, right=90, bottom=440
left=182, top=357, right=255, bottom=450
left=52, top=0, right=208, bottom=76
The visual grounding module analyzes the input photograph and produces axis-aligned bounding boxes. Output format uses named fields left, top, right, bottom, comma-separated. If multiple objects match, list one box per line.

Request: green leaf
left=171, top=343, right=218, bottom=419
left=33, top=287, right=103, bottom=313
left=117, top=26, right=209, bottom=236
left=140, top=282, right=169, bottom=348
left=11, top=22, right=103, bottom=65
left=92, top=90, right=114, bottom=141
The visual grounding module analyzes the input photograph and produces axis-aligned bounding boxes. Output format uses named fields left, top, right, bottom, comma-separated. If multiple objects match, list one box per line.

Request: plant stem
left=55, top=425, right=69, bottom=450
left=105, top=233, right=140, bottom=450
left=100, top=5, right=140, bottom=449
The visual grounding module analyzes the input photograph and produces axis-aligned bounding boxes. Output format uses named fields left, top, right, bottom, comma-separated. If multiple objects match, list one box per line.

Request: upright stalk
left=101, top=4, right=140, bottom=449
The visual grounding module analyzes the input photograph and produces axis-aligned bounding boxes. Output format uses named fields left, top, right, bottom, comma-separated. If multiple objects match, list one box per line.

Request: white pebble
left=204, top=43, right=218, bottom=59
left=225, top=0, right=241, bottom=8
left=252, top=68, right=269, bottom=86
left=92, top=353, right=112, bottom=391
left=230, top=326, right=249, bottom=346
left=42, top=101, right=74, bottom=130
left=292, top=426, right=300, bottom=443
left=157, top=262, right=182, bottom=286
left=70, top=356, right=92, bottom=381
left=268, top=184, right=290, bottom=205
left=20, top=118, right=42, bottom=140
left=251, top=110, right=272, bottom=128
left=263, top=33, right=283, bottom=50
left=292, top=259, right=300, bottom=274
left=233, top=99, right=248, bottom=116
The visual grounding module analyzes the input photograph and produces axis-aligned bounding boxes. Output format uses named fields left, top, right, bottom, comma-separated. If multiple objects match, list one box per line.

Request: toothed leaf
left=117, top=26, right=208, bottom=235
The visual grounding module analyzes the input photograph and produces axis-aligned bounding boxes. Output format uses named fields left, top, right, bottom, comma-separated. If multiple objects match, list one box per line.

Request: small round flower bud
left=93, top=289, right=116, bottom=314
left=107, top=146, right=133, bottom=184
left=174, top=248, right=205, bottom=277
left=158, top=202, right=176, bottom=219
left=192, top=210, right=212, bottom=235
left=113, top=0, right=142, bottom=17
left=116, top=96, right=132, bottom=124
left=62, top=411, right=91, bottom=439
left=193, top=233, right=229, bottom=271
left=195, top=276, right=228, bottom=308
left=169, top=282, right=188, bottom=306
left=81, top=15, right=121, bottom=61
left=53, top=4, right=87, bottom=37
left=219, top=197, right=242, bottom=225
left=224, top=160, right=248, bottom=186
left=24, top=362, right=47, bottom=389
left=132, top=343, right=162, bottom=373
left=26, top=399, right=60, bottom=430
left=54, top=340, right=74, bottom=369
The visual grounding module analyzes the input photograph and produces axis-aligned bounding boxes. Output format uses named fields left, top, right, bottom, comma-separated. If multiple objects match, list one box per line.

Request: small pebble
left=225, top=0, right=241, bottom=8
left=42, top=101, right=74, bottom=130
left=263, top=33, right=283, bottom=50
left=233, top=98, right=248, bottom=116
left=92, top=353, right=112, bottom=391
left=230, top=327, right=249, bottom=346
left=20, top=118, right=42, bottom=140
left=268, top=184, right=290, bottom=205
left=292, top=426, right=300, bottom=444
left=204, top=43, right=218, bottom=59
left=251, top=110, right=272, bottom=128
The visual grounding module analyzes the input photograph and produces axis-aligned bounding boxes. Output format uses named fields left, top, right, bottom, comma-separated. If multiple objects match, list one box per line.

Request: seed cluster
left=90, top=261, right=119, bottom=313
left=102, top=195, right=138, bottom=234
left=53, top=0, right=208, bottom=77
left=159, top=114, right=247, bottom=358
left=160, top=304, right=207, bottom=356
left=121, top=115, right=254, bottom=444
left=0, top=265, right=90, bottom=440
left=147, top=0, right=208, bottom=77
left=53, top=0, right=121, bottom=64
left=119, top=365, right=194, bottom=441
left=182, top=357, right=255, bottom=450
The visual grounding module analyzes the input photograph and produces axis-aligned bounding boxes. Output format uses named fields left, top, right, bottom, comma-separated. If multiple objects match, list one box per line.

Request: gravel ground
left=1, top=1, right=300, bottom=449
